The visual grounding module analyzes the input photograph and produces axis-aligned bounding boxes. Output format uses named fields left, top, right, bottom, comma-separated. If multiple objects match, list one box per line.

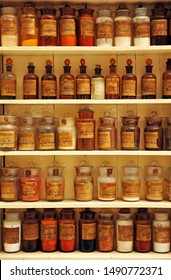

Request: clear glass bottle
left=57, top=116, right=76, bottom=150
left=78, top=6, right=95, bottom=46
left=41, top=60, right=57, bottom=99
left=96, top=9, right=113, bottom=46
left=121, top=59, right=137, bottom=99
left=1, top=7, right=18, bottom=46
left=98, top=113, right=117, bottom=150
left=105, top=58, right=120, bottom=99
left=153, top=212, right=170, bottom=253
left=39, top=8, right=57, bottom=46
left=165, top=117, right=171, bottom=150
left=97, top=211, right=114, bottom=252
left=141, top=58, right=157, bottom=99
left=23, top=62, right=39, bottom=99
left=162, top=58, right=171, bottom=99
left=0, top=58, right=16, bottom=99
left=36, top=116, right=56, bottom=150
left=133, top=6, right=150, bottom=46
left=91, top=64, right=105, bottom=99
left=18, top=116, right=35, bottom=150
left=0, top=115, right=18, bottom=151
left=76, top=58, right=91, bottom=99
left=59, top=59, right=76, bottom=99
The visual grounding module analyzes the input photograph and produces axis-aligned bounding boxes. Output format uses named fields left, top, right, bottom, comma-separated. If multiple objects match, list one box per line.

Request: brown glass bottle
left=121, top=59, right=137, bottom=99
left=39, top=8, right=57, bottom=46
left=162, top=58, right=171, bottom=98
left=78, top=6, right=95, bottom=46
left=76, top=58, right=91, bottom=99
left=23, top=62, right=39, bottom=99
left=141, top=58, right=156, bottom=99
left=59, top=59, right=76, bottom=99
left=41, top=60, right=57, bottom=99
left=105, top=58, right=120, bottom=99
left=144, top=112, right=163, bottom=150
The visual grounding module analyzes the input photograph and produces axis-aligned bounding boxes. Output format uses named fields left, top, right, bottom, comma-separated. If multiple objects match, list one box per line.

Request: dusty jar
left=98, top=114, right=117, bottom=150
left=144, top=112, right=163, bottom=150
left=57, top=117, right=76, bottom=150
left=97, top=163, right=116, bottom=201
left=21, top=166, right=41, bottom=202
left=96, top=9, right=113, bottom=46
left=0, top=115, right=18, bottom=151
left=0, top=166, right=20, bottom=202
left=36, top=116, right=56, bottom=150
left=153, top=212, right=170, bottom=253
left=18, top=116, right=35, bottom=151
left=1, top=7, right=18, bottom=46
left=45, top=165, right=65, bottom=201
left=97, top=211, right=114, bottom=252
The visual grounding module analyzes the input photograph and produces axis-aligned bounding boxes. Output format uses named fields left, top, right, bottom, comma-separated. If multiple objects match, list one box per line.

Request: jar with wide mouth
left=0, top=115, right=18, bottom=151
left=96, top=9, right=113, bottom=46
left=36, top=116, right=56, bottom=150
left=98, top=113, right=117, bottom=150
left=57, top=116, right=76, bottom=150
left=18, top=116, right=35, bottom=151
left=78, top=7, right=95, bottom=46
left=97, top=211, right=114, bottom=252
left=0, top=165, right=20, bottom=201
left=144, top=112, right=163, bottom=150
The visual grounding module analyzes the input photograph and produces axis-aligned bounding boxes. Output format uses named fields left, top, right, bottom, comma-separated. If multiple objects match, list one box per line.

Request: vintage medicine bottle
left=79, top=208, right=97, bottom=252
left=167, top=167, right=171, bottom=201
left=105, top=58, right=120, bottom=99
left=23, top=62, right=39, bottom=99
left=78, top=6, right=95, bottom=46
left=59, top=59, right=76, bottom=99
left=98, top=113, right=117, bottom=150
left=141, top=58, right=157, bottom=99
left=0, top=115, right=18, bottom=151
left=18, top=116, right=35, bottom=151
left=121, top=59, right=137, bottom=99
left=36, top=116, right=56, bottom=150
left=133, top=6, right=150, bottom=46
left=3, top=212, right=21, bottom=253
left=0, top=58, right=16, bottom=99
left=39, top=8, right=57, bottom=46
left=91, top=64, right=105, bottom=99
left=116, top=208, right=134, bottom=252
left=41, top=60, right=57, bottom=99
left=57, top=116, right=76, bottom=150
left=153, top=212, right=170, bottom=253
left=165, top=117, right=171, bottom=150
left=162, top=58, right=171, bottom=99
left=76, top=58, right=91, bottom=99
left=151, top=3, right=168, bottom=45
left=97, top=211, right=114, bottom=252
left=1, top=7, right=18, bottom=46
left=96, top=9, right=113, bottom=46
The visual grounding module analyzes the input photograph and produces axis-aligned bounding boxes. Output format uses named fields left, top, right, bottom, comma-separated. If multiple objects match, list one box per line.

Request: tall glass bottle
left=76, top=58, right=91, bottom=99
left=121, top=59, right=137, bottom=99
left=141, top=58, right=157, bottom=99
left=91, top=64, right=105, bottom=99
left=78, top=6, right=95, bottom=46
left=41, top=60, right=57, bottom=99
left=151, top=3, right=168, bottom=45
left=162, top=58, right=171, bottom=99
left=23, top=62, right=39, bottom=99
left=59, top=59, right=76, bottom=99
left=105, top=58, right=120, bottom=99
left=0, top=58, right=16, bottom=99
left=39, top=8, right=57, bottom=46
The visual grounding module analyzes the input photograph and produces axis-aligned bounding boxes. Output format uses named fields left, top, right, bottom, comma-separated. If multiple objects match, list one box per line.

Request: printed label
left=99, top=182, right=116, bottom=199
left=96, top=21, right=113, bottom=38
left=58, top=131, right=73, bottom=148
left=163, top=80, right=171, bottom=96
left=118, top=225, right=133, bottom=241
left=23, top=80, right=37, bottom=96
left=41, top=223, right=57, bottom=241
left=40, top=19, right=57, bottom=37
left=154, top=226, right=170, bottom=243
left=98, top=131, right=111, bottom=149
left=21, top=181, right=37, bottom=199
left=146, top=180, right=163, bottom=199
left=144, top=131, right=158, bottom=149
left=136, top=224, right=151, bottom=241
left=42, top=80, right=57, bottom=97
left=46, top=182, right=64, bottom=200
left=121, top=131, right=135, bottom=148
left=106, top=77, right=120, bottom=95
left=151, top=19, right=167, bottom=36
left=0, top=131, right=15, bottom=149
left=59, top=221, right=75, bottom=240
left=20, top=16, right=36, bottom=35
left=1, top=80, right=16, bottom=96
left=142, top=79, right=156, bottom=95
left=60, top=79, right=75, bottom=96
left=77, top=122, right=94, bottom=139
left=1, top=181, right=15, bottom=199
left=133, top=21, right=150, bottom=38
left=18, top=132, right=35, bottom=150
left=98, top=224, right=114, bottom=250
left=80, top=19, right=94, bottom=36
left=23, top=223, right=39, bottom=240
left=37, top=133, right=55, bottom=150
left=75, top=182, right=93, bottom=200
left=1, top=17, right=18, bottom=35
left=76, top=78, right=91, bottom=95
left=114, top=20, right=131, bottom=37
left=60, top=19, right=76, bottom=36
left=3, top=227, right=19, bottom=244
left=122, top=181, right=140, bottom=198
left=82, top=223, right=96, bottom=240
left=91, top=78, right=105, bottom=99
left=122, top=80, right=136, bottom=96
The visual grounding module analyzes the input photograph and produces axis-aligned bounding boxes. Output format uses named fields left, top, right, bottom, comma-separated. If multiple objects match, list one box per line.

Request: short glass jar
left=36, top=116, right=56, bottom=150
left=96, top=9, right=113, bottom=46
left=18, top=116, right=35, bottom=150
left=97, top=163, right=116, bottom=201
left=57, top=116, right=76, bottom=150
left=0, top=115, right=18, bottom=151
left=153, top=212, right=170, bottom=253
left=98, top=114, right=117, bottom=150
left=97, top=211, right=114, bottom=252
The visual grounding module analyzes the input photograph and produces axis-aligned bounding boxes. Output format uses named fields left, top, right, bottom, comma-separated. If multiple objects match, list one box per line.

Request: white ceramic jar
left=3, top=212, right=21, bottom=252
left=153, top=212, right=170, bottom=253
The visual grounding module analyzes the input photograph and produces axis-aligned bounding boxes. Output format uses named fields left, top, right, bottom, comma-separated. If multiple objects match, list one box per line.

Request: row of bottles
left=1, top=160, right=171, bottom=202
left=2, top=208, right=171, bottom=254
left=1, top=3, right=171, bottom=47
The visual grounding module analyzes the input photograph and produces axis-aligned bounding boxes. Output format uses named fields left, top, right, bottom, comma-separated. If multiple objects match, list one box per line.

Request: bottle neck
left=6, top=65, right=12, bottom=72
left=110, top=65, right=116, bottom=74
left=167, top=64, right=171, bottom=71
left=126, top=65, right=133, bottom=74
left=45, top=65, right=52, bottom=74
left=95, top=68, right=102, bottom=76
left=28, top=66, right=35, bottom=74
left=145, top=65, right=152, bottom=73
left=64, top=66, right=71, bottom=74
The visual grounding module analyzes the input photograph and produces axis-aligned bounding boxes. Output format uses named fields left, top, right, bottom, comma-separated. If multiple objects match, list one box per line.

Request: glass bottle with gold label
left=91, top=64, right=105, bottom=99
left=0, top=115, right=18, bottom=151
left=98, top=113, right=117, bottom=150
left=41, top=60, right=57, bottom=99
left=78, top=6, right=95, bottom=46
left=39, top=8, right=57, bottom=46
left=97, top=211, right=114, bottom=252
left=36, top=116, right=56, bottom=150
left=121, top=59, right=137, bottom=99
left=141, top=58, right=157, bottom=99
left=162, top=58, right=171, bottom=99
left=105, top=58, right=120, bottom=99
left=76, top=58, right=91, bottom=99
left=23, top=62, right=39, bottom=99
left=0, top=58, right=16, bottom=99
left=59, top=59, right=76, bottom=99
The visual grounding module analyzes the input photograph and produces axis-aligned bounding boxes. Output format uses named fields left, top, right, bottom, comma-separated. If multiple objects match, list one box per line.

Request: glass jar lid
left=38, top=116, right=54, bottom=126
left=0, top=115, right=18, bottom=125
left=145, top=111, right=162, bottom=126
left=40, top=8, right=57, bottom=15
left=47, top=161, right=64, bottom=176
left=135, top=208, right=151, bottom=220
left=146, top=161, right=163, bottom=176
left=134, top=7, right=148, bottom=17
left=115, top=4, right=131, bottom=17
left=97, top=9, right=112, bottom=17
left=99, top=112, right=115, bottom=127
left=154, top=212, right=169, bottom=220
left=23, top=209, right=39, bottom=220
left=60, top=208, right=75, bottom=219
left=78, top=7, right=94, bottom=16
left=75, top=160, right=93, bottom=175
left=80, top=208, right=96, bottom=219
left=122, top=161, right=140, bottom=175
left=78, top=106, right=94, bottom=118
left=59, top=4, right=76, bottom=16
left=4, top=212, right=20, bottom=220
left=19, top=116, right=34, bottom=126
left=121, top=110, right=139, bottom=125
left=2, top=7, right=17, bottom=15
left=98, top=211, right=113, bottom=220
left=1, top=166, right=19, bottom=177
left=117, top=208, right=132, bottom=219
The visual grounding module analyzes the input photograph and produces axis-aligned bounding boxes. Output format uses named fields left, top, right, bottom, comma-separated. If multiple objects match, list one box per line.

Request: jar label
left=114, top=20, right=131, bottom=37
left=96, top=21, right=113, bottom=39
left=1, top=17, right=18, bottom=35
left=80, top=19, right=95, bottom=37
left=91, top=78, right=105, bottom=99
left=0, top=131, right=15, bottom=149
left=1, top=79, right=16, bottom=96
left=23, top=223, right=39, bottom=240
left=121, top=131, right=135, bottom=148
left=154, top=226, right=170, bottom=243
left=20, top=16, right=36, bottom=36
left=41, top=223, right=57, bottom=241
left=122, top=80, right=136, bottom=96
left=41, top=80, right=57, bottom=97
left=46, top=182, right=64, bottom=200
left=142, top=79, right=156, bottom=95
left=146, top=180, right=164, bottom=199
left=122, top=181, right=140, bottom=198
left=136, top=224, right=151, bottom=241
left=60, top=79, right=75, bottom=96
left=37, top=133, right=55, bottom=150
left=82, top=223, right=96, bottom=240
left=21, top=181, right=37, bottom=199
left=59, top=221, right=75, bottom=240
left=151, top=19, right=167, bottom=36
left=75, top=182, right=93, bottom=200
left=144, top=131, right=158, bottom=149
left=77, top=122, right=94, bottom=139
left=99, top=182, right=116, bottom=199
left=98, top=131, right=111, bottom=149
left=40, top=19, right=57, bottom=37
left=133, top=21, right=150, bottom=38
left=163, top=80, right=171, bottom=96
left=98, top=224, right=114, bottom=250
left=3, top=227, right=19, bottom=244
left=18, top=132, right=35, bottom=150
left=118, top=225, right=133, bottom=241
left=60, top=18, right=76, bottom=36
left=58, top=131, right=73, bottom=148
left=1, top=181, right=15, bottom=199
left=106, top=77, right=120, bottom=95
left=23, top=80, right=37, bottom=96
left=76, top=78, right=91, bottom=95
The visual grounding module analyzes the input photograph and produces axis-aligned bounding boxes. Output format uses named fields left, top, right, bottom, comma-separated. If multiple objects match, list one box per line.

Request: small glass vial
left=114, top=4, right=132, bottom=47
left=121, top=59, right=137, bottom=99
left=39, top=8, right=57, bottom=46
left=78, top=6, right=95, bottom=46
left=0, top=58, right=16, bottom=99
left=105, top=58, right=120, bottom=99
left=144, top=111, right=163, bottom=150
left=91, top=64, right=105, bottom=99
left=79, top=208, right=97, bottom=252
left=74, top=161, right=94, bottom=201
left=76, top=106, right=95, bottom=150
left=120, top=111, right=140, bottom=150
left=3, top=212, right=21, bottom=253
left=98, top=113, right=117, bottom=150
left=134, top=208, right=152, bottom=253
left=97, top=162, right=116, bottom=201
left=40, top=209, right=57, bottom=252
left=121, top=162, right=141, bottom=201
left=76, top=58, right=91, bottom=99
left=23, top=62, right=39, bottom=99
left=153, top=212, right=170, bottom=253
left=59, top=59, right=76, bottom=99
left=133, top=6, right=150, bottom=46
left=141, top=58, right=157, bottom=99
left=59, top=208, right=76, bottom=252
left=20, top=1, right=38, bottom=46
left=22, top=209, right=39, bottom=252
left=57, top=116, right=76, bottom=150
left=165, top=117, right=171, bottom=150
left=151, top=3, right=168, bottom=46
left=162, top=58, right=171, bottom=99
left=1, top=7, right=18, bottom=46
left=96, top=9, right=113, bottom=46
left=45, top=164, right=65, bottom=201
left=145, top=161, right=164, bottom=201
left=116, top=208, right=134, bottom=252
left=36, top=116, right=56, bottom=150
left=18, top=116, right=35, bottom=150
left=0, top=115, right=18, bottom=151
left=41, top=60, right=57, bottom=99
left=59, top=4, right=77, bottom=46
left=97, top=211, right=114, bottom=252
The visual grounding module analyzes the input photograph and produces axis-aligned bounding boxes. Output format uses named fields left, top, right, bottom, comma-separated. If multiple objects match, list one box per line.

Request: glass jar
left=57, top=117, right=76, bottom=150
left=105, top=58, right=120, bottom=99
left=116, top=208, right=133, bottom=252
left=3, top=212, right=21, bottom=253
left=18, top=116, right=35, bottom=150
left=59, top=59, right=76, bottom=99
left=97, top=211, right=114, bottom=252
left=97, top=162, right=116, bottom=201
left=0, top=115, right=18, bottom=151
left=144, top=111, right=163, bottom=150
left=0, top=58, right=17, bottom=99
left=79, top=208, right=97, bottom=252
left=40, top=209, right=57, bottom=252
left=134, top=208, right=152, bottom=253
left=165, top=117, right=171, bottom=150
left=121, top=162, right=141, bottom=201
left=98, top=113, right=117, bottom=150
left=59, top=208, right=76, bottom=252
left=23, top=62, right=39, bottom=99
left=141, top=58, right=157, bottom=99
left=162, top=58, right=171, bottom=99
left=76, top=58, right=91, bottom=99
left=74, top=161, right=94, bottom=201
left=39, top=8, right=57, bottom=46
left=78, top=7, right=95, bottom=46
left=91, top=64, right=105, bottom=99
left=22, top=209, right=39, bottom=252
left=153, top=212, right=170, bottom=253
left=76, top=107, right=95, bottom=150
left=96, top=9, right=113, bottom=46
left=1, top=7, right=18, bottom=46
left=133, top=6, right=150, bottom=46
left=45, top=164, right=64, bottom=201
left=145, top=161, right=164, bottom=201
left=36, top=116, right=56, bottom=150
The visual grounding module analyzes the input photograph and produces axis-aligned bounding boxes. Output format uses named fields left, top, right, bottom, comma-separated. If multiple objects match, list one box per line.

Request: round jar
left=1, top=7, right=18, bottom=46
left=0, top=115, right=18, bottom=151
left=97, top=211, right=114, bottom=252
left=78, top=7, right=95, bottom=46
left=45, top=166, right=64, bottom=201
left=96, top=9, right=113, bottom=46
left=0, top=166, right=20, bottom=202
left=98, top=115, right=117, bottom=150
left=57, top=117, right=76, bottom=150
left=39, top=8, right=57, bottom=46
left=144, top=112, right=163, bottom=150
left=133, top=6, right=150, bottom=46
left=36, top=116, right=56, bottom=150
left=151, top=3, right=168, bottom=45
left=97, top=165, right=116, bottom=201
left=18, top=116, right=35, bottom=150
left=153, top=212, right=170, bottom=253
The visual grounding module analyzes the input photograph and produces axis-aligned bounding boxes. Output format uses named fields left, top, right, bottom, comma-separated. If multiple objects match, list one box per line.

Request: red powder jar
left=78, top=7, right=95, bottom=46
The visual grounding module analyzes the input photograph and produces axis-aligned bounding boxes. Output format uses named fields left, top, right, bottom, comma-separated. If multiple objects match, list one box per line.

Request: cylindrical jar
left=0, top=166, right=20, bottom=202
left=151, top=3, right=168, bottom=45
left=1, top=7, right=18, bottom=46
left=0, top=115, right=18, bottom=151
left=153, top=212, right=170, bottom=253
left=97, top=211, right=114, bottom=252
left=78, top=7, right=95, bottom=46
left=133, top=6, right=150, bottom=46
left=18, top=116, right=35, bottom=150
left=39, top=8, right=57, bottom=46
left=45, top=166, right=64, bottom=201
left=36, top=116, right=56, bottom=150
left=57, top=117, right=76, bottom=150
left=97, top=164, right=116, bottom=201
left=96, top=9, right=113, bottom=46
left=144, top=112, right=163, bottom=150
left=98, top=115, right=117, bottom=150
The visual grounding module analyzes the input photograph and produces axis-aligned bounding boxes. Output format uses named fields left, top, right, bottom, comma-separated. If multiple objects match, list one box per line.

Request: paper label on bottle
left=1, top=17, right=18, bottom=35
left=133, top=21, right=150, bottom=38
left=121, top=131, right=135, bottom=148
left=91, top=78, right=105, bottom=99
left=1, top=79, right=16, bottom=96
left=1, top=181, right=15, bottom=199
left=75, top=182, right=93, bottom=200
left=59, top=221, right=75, bottom=240
left=146, top=180, right=164, bottom=199
left=21, top=181, right=37, bottom=199
left=118, top=225, right=133, bottom=241
left=41, top=223, right=57, bottom=241
left=23, top=223, right=39, bottom=240
left=23, top=79, right=37, bottom=96
left=122, top=80, right=136, bottom=96
left=41, top=80, right=57, bottom=97
left=106, top=77, right=120, bottom=95
left=60, top=79, right=75, bottom=96
left=151, top=19, right=167, bottom=36
left=80, top=19, right=94, bottom=36
left=37, top=133, right=55, bottom=150
left=3, top=227, right=19, bottom=244
left=114, top=20, right=131, bottom=37
left=18, top=132, right=35, bottom=150
left=99, top=182, right=116, bottom=199
left=98, top=224, right=114, bottom=250
left=0, top=131, right=15, bottom=149
left=82, top=223, right=96, bottom=240
left=46, top=182, right=64, bottom=200
left=154, top=226, right=170, bottom=243
left=142, top=79, right=156, bottom=95
left=58, top=130, right=73, bottom=148
left=96, top=21, right=113, bottom=39
left=163, top=80, right=171, bottom=96
left=20, top=16, right=36, bottom=35
left=40, top=19, right=57, bottom=37
left=98, top=131, right=111, bottom=149
left=60, top=18, right=76, bottom=36
left=76, top=78, right=91, bottom=95
left=136, top=224, right=151, bottom=241
left=77, top=122, right=94, bottom=139
left=144, top=131, right=158, bottom=149
left=122, top=181, right=140, bottom=198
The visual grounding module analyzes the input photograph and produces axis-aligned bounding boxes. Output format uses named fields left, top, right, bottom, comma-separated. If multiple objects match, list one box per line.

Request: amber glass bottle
left=76, top=58, right=91, bottom=99
left=59, top=59, right=76, bottom=99
left=105, top=58, right=120, bottom=99
left=41, top=60, right=57, bottom=99
left=23, top=62, right=39, bottom=99
left=0, top=58, right=16, bottom=99
left=162, top=58, right=171, bottom=99
left=39, top=8, right=57, bottom=46
left=141, top=58, right=156, bottom=99
left=121, top=59, right=137, bottom=99
left=78, top=6, right=95, bottom=46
